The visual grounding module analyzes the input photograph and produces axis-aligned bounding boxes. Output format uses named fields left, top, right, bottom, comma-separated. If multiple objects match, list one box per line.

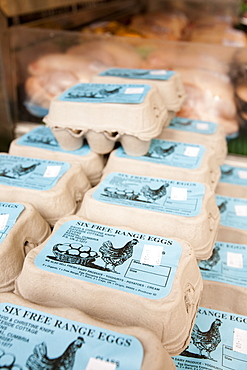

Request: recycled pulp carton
left=79, top=172, right=220, bottom=260
left=0, top=153, right=91, bottom=226
left=14, top=215, right=203, bottom=356
left=0, top=201, right=51, bottom=292
left=173, top=306, right=247, bottom=370
left=103, top=138, right=221, bottom=191
left=9, top=125, right=105, bottom=186
left=0, top=292, right=176, bottom=369
left=43, top=83, right=170, bottom=156
left=158, top=116, right=227, bottom=165
left=92, top=67, right=186, bottom=120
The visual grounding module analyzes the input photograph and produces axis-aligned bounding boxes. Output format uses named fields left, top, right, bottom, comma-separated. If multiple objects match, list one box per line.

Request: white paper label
left=44, top=165, right=61, bottom=178
left=140, top=244, right=163, bottom=266
left=150, top=70, right=167, bottom=75
left=227, top=252, right=243, bottom=268
left=85, top=358, right=116, bottom=370
left=184, top=146, right=200, bottom=157
left=0, top=214, right=9, bottom=230
left=196, top=122, right=209, bottom=130
left=170, top=187, right=188, bottom=201
left=238, top=170, right=247, bottom=179
left=124, top=87, right=144, bottom=94
left=233, top=328, right=247, bottom=354
left=234, top=205, right=247, bottom=217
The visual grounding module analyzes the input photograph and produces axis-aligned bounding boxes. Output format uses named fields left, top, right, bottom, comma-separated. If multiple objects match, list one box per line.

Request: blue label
left=58, top=83, right=151, bottom=104
left=220, top=164, right=247, bottom=186
left=199, top=241, right=247, bottom=287
left=35, top=220, right=182, bottom=300
left=24, top=101, right=49, bottom=117
left=116, top=139, right=205, bottom=169
left=93, top=172, right=205, bottom=217
left=216, top=195, right=247, bottom=230
left=0, top=155, right=70, bottom=191
left=174, top=307, right=247, bottom=369
left=0, top=302, right=143, bottom=369
left=0, top=202, right=25, bottom=243
left=170, top=117, right=217, bottom=134
left=100, top=68, right=175, bottom=81
left=17, top=126, right=91, bottom=156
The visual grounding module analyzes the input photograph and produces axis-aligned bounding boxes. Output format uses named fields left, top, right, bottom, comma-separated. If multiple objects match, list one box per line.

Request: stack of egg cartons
left=173, top=155, right=247, bottom=369
left=0, top=70, right=190, bottom=369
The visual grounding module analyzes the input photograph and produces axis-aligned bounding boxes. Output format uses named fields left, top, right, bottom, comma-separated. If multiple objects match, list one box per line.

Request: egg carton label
left=35, top=220, right=182, bottom=300
left=116, top=139, right=205, bottom=169
left=170, top=117, right=217, bottom=134
left=199, top=241, right=247, bottom=287
left=220, top=164, right=247, bottom=186
left=0, top=155, right=70, bottom=191
left=216, top=195, right=247, bottom=230
left=0, top=202, right=24, bottom=243
left=17, top=126, right=91, bottom=155
left=173, top=307, right=247, bottom=369
left=100, top=68, right=175, bottom=80
left=58, top=83, right=151, bottom=104
left=0, top=302, right=143, bottom=369
left=93, top=172, right=205, bottom=217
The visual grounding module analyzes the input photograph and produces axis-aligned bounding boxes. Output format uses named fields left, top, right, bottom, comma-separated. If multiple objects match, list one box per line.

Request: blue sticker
left=0, top=155, right=70, bottom=191
left=100, top=68, right=175, bottom=80
left=58, top=83, right=151, bottom=104
left=220, top=164, right=247, bottom=186
left=93, top=172, right=205, bottom=217
left=24, top=101, right=49, bottom=117
left=174, top=307, right=247, bottom=370
left=116, top=139, right=205, bottom=169
left=17, top=126, right=91, bottom=155
left=216, top=195, right=247, bottom=230
left=0, top=302, right=143, bottom=369
left=35, top=220, right=182, bottom=300
left=170, top=117, right=217, bottom=134
left=199, top=241, right=247, bottom=287
left=0, top=202, right=25, bottom=243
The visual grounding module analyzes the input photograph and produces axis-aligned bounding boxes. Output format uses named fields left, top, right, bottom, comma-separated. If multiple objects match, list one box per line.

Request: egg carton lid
left=0, top=292, right=175, bottom=370
left=43, top=83, right=170, bottom=141
left=15, top=214, right=202, bottom=356
left=0, top=153, right=91, bottom=226
left=103, top=138, right=221, bottom=191
left=92, top=68, right=186, bottom=112
left=0, top=201, right=51, bottom=292
left=79, top=172, right=220, bottom=260
left=9, top=125, right=105, bottom=186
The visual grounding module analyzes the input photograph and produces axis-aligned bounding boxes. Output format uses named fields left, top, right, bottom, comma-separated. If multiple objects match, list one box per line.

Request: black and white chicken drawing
left=199, top=246, right=220, bottom=271
left=140, top=183, right=169, bottom=202
left=190, top=319, right=222, bottom=361
left=26, top=337, right=84, bottom=370
left=146, top=144, right=177, bottom=159
left=0, top=163, right=40, bottom=179
left=99, top=238, right=139, bottom=273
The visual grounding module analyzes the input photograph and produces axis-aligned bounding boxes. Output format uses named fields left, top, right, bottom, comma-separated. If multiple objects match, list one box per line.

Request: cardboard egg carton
left=103, top=138, right=221, bottom=191
left=43, top=83, right=170, bottom=156
left=0, top=201, right=51, bottom=292
left=9, top=125, right=105, bottom=186
left=15, top=215, right=203, bottom=356
left=0, top=292, right=176, bottom=370
left=216, top=155, right=247, bottom=198
left=79, top=172, right=220, bottom=260
left=158, top=117, right=227, bottom=166
left=92, top=67, right=186, bottom=120
left=0, top=153, right=91, bottom=226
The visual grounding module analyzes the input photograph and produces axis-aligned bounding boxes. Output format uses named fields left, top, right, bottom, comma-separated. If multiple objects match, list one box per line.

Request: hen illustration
left=141, top=183, right=169, bottom=202
left=26, top=336, right=84, bottom=370
left=218, top=200, right=228, bottom=213
left=146, top=144, right=176, bottom=158
left=199, top=246, right=220, bottom=271
left=99, top=238, right=139, bottom=272
left=191, top=319, right=222, bottom=360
